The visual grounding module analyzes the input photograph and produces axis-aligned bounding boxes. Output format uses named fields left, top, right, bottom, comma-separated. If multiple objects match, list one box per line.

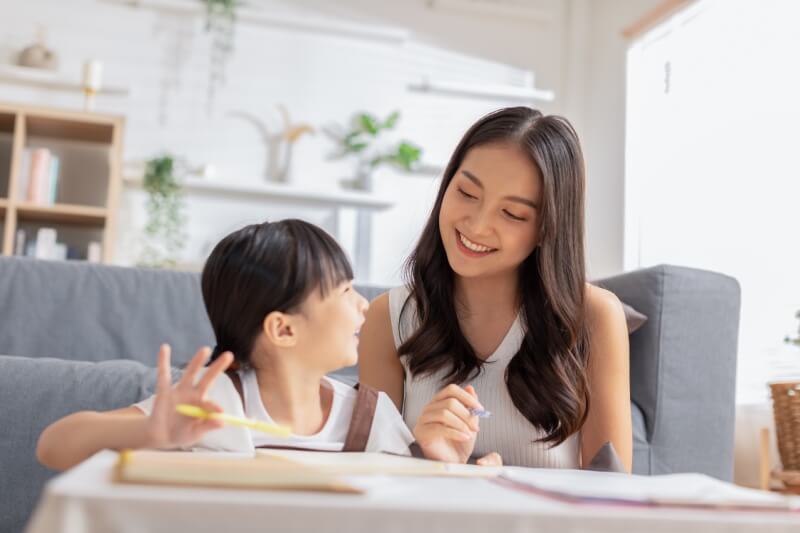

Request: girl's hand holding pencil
left=144, top=344, right=235, bottom=450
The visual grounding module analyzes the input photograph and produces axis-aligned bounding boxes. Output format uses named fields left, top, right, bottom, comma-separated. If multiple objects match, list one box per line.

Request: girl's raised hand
left=413, top=384, right=483, bottom=463
left=145, top=344, right=234, bottom=450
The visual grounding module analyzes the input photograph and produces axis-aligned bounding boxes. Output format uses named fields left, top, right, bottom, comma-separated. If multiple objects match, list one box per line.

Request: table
left=26, top=451, right=800, bottom=533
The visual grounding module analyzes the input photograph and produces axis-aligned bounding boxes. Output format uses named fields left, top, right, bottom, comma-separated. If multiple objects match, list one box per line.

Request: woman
left=358, top=107, right=632, bottom=470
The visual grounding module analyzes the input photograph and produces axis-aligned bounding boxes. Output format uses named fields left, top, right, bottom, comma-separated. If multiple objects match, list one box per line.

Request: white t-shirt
left=133, top=369, right=414, bottom=456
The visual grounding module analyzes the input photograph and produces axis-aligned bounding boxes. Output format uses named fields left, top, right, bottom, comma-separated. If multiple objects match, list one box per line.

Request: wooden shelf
left=0, top=113, right=14, bottom=133
left=16, top=203, right=108, bottom=226
left=26, top=115, right=115, bottom=144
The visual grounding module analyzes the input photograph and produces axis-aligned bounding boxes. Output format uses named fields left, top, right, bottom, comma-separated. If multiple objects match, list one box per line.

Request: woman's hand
left=476, top=452, right=503, bottom=466
left=145, top=344, right=234, bottom=450
left=413, top=384, right=483, bottom=463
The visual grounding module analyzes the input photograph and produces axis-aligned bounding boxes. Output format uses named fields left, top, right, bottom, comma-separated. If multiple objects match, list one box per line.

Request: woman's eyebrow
left=461, top=169, right=538, bottom=209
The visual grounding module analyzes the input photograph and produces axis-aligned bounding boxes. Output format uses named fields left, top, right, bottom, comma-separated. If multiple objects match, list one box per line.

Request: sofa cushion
left=622, top=303, right=647, bottom=334
left=0, top=257, right=214, bottom=366
left=0, top=355, right=159, bottom=533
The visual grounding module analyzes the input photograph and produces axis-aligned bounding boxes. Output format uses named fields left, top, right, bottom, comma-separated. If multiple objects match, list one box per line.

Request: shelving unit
left=0, top=102, right=124, bottom=262
left=123, top=175, right=395, bottom=210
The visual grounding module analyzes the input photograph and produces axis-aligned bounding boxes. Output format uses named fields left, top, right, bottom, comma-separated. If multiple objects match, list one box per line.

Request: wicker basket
left=770, top=380, right=800, bottom=471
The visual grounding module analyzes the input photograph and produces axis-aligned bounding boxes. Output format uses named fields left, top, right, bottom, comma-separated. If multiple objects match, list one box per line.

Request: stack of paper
left=255, top=449, right=502, bottom=478
left=498, top=467, right=800, bottom=512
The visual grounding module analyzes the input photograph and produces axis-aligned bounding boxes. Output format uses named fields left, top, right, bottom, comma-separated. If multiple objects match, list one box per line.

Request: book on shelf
left=14, top=227, right=98, bottom=261
left=18, top=147, right=60, bottom=205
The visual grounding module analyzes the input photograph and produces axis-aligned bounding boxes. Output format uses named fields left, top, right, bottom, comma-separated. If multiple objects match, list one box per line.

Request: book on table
left=113, top=449, right=501, bottom=493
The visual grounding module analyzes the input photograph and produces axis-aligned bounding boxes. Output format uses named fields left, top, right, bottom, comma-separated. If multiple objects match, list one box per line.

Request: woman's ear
left=262, top=311, right=298, bottom=348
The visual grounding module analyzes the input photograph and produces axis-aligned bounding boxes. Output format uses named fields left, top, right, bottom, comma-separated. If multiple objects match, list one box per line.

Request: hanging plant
left=204, top=0, right=238, bottom=110
left=140, top=155, right=187, bottom=268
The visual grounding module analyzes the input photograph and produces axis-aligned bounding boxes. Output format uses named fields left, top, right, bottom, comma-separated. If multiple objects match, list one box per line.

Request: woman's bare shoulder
left=584, top=283, right=625, bottom=327
left=358, top=291, right=404, bottom=408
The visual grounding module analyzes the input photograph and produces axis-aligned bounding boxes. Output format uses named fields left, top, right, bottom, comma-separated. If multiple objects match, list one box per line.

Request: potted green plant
left=325, top=110, right=422, bottom=191
left=139, top=155, right=186, bottom=268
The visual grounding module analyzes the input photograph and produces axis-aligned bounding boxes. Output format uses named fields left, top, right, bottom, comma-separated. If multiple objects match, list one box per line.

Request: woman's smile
left=455, top=230, right=497, bottom=257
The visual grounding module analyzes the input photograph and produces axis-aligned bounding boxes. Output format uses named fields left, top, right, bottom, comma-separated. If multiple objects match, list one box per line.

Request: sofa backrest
left=0, top=257, right=386, bottom=367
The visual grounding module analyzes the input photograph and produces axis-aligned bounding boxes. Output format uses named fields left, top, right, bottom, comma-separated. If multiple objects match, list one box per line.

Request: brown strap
left=226, top=370, right=244, bottom=403
left=342, top=383, right=379, bottom=452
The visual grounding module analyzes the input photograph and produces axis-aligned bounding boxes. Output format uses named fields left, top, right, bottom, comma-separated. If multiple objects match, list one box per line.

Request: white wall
left=625, top=0, right=800, bottom=403
left=0, top=0, right=657, bottom=283
left=572, top=0, right=663, bottom=278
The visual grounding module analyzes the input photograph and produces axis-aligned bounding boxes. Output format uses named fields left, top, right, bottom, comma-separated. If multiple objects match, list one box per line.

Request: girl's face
left=294, top=281, right=369, bottom=372
left=438, top=142, right=543, bottom=281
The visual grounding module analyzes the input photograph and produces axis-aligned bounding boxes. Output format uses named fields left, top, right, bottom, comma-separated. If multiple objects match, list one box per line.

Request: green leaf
left=383, top=111, right=400, bottom=130
left=358, top=113, right=379, bottom=135
left=395, top=141, right=422, bottom=170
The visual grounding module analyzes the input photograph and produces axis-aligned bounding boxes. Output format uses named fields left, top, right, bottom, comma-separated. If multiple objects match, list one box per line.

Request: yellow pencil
left=176, top=404, right=292, bottom=437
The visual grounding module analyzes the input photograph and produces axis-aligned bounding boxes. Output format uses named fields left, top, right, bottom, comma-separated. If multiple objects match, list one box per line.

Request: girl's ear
left=262, top=311, right=298, bottom=348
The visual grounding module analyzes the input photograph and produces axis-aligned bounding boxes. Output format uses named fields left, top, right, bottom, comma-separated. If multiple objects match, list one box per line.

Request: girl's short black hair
left=202, top=219, right=353, bottom=368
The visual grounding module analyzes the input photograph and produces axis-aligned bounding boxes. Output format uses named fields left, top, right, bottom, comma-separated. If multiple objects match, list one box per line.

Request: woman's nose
left=467, top=206, right=492, bottom=237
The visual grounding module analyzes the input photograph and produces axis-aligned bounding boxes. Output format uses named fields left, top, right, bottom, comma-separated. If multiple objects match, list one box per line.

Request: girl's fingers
left=432, top=384, right=483, bottom=411
left=418, top=405, right=475, bottom=434
left=197, top=418, right=225, bottom=432
left=197, top=351, right=233, bottom=394
left=155, top=344, right=172, bottom=395
left=200, top=400, right=225, bottom=414
left=179, top=346, right=212, bottom=388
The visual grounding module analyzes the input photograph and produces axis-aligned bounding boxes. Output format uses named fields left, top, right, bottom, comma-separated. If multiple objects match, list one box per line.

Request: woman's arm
left=36, top=345, right=233, bottom=471
left=580, top=284, right=633, bottom=472
left=357, top=292, right=405, bottom=409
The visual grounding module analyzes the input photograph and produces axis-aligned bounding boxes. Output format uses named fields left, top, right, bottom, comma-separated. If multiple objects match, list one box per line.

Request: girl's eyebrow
left=460, top=169, right=539, bottom=209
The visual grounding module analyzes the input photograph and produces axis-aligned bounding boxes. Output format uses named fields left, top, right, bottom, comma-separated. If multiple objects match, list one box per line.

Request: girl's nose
left=357, top=293, right=369, bottom=313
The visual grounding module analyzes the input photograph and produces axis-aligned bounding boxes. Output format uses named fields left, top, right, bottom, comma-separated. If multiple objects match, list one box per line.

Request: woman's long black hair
left=399, top=107, right=590, bottom=446
left=202, top=219, right=352, bottom=369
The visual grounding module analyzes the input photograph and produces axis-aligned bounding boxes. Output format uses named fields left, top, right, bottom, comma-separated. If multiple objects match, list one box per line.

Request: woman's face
left=438, top=142, right=543, bottom=280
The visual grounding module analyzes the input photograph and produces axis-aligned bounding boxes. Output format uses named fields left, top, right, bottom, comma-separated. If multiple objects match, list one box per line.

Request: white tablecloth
left=26, top=451, right=800, bottom=533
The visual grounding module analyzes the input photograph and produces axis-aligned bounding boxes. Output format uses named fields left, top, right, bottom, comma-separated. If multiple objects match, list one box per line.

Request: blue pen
left=469, top=408, right=491, bottom=418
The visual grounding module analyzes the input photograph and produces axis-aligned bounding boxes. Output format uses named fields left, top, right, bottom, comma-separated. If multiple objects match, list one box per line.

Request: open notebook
left=497, top=468, right=800, bottom=513
left=113, top=450, right=501, bottom=493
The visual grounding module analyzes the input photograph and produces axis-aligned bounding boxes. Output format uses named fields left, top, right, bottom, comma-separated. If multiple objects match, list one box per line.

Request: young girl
left=37, top=219, right=416, bottom=471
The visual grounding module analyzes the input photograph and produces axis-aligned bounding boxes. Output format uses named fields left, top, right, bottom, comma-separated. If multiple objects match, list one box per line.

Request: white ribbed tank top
left=389, top=286, right=580, bottom=468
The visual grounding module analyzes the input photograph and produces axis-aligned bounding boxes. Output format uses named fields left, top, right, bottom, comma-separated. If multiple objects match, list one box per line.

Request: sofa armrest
left=596, top=265, right=740, bottom=480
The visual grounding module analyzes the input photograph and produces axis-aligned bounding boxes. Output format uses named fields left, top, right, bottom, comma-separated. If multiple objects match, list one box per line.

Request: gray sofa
left=0, top=257, right=740, bottom=533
